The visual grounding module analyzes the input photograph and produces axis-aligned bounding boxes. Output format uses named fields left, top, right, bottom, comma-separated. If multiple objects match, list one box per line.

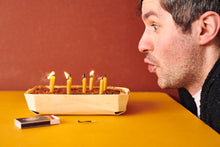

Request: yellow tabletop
left=0, top=91, right=219, bottom=147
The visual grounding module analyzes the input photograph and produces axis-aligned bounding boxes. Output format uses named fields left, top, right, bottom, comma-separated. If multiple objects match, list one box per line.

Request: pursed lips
left=144, top=57, right=157, bottom=73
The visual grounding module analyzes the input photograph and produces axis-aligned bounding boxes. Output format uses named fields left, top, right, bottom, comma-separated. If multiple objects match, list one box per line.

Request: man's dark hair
left=138, top=0, right=220, bottom=32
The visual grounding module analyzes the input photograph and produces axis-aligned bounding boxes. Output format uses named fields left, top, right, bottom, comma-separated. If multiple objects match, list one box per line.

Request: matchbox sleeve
left=14, top=115, right=60, bottom=129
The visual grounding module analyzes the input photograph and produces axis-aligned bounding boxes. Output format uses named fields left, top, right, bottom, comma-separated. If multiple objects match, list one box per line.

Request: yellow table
left=0, top=91, right=219, bottom=146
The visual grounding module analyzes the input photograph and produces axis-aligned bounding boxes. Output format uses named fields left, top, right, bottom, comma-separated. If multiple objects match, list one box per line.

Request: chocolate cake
left=29, top=86, right=121, bottom=94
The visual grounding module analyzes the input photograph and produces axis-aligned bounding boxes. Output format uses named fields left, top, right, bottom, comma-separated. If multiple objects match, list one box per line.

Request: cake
left=24, top=86, right=130, bottom=115
left=28, top=86, right=121, bottom=94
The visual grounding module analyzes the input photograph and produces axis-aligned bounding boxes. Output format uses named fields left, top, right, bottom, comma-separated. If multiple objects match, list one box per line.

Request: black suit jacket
left=179, top=58, right=220, bottom=133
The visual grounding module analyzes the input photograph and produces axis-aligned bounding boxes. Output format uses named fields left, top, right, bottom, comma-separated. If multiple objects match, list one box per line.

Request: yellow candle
left=82, top=74, right=87, bottom=94
left=99, top=77, right=104, bottom=94
left=89, top=70, right=94, bottom=91
left=48, top=71, right=55, bottom=93
left=64, top=72, right=72, bottom=94
left=89, top=77, right=93, bottom=91
left=50, top=76, right=55, bottom=93
left=103, top=75, right=107, bottom=91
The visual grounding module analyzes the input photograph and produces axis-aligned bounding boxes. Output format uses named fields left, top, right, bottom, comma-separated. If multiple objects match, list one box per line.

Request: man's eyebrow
left=142, top=11, right=158, bottom=20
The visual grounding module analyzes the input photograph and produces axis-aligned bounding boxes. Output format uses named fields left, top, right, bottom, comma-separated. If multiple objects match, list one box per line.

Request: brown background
left=0, top=0, right=178, bottom=101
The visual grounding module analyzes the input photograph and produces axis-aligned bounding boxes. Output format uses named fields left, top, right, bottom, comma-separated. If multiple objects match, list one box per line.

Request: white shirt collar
left=193, top=90, right=202, bottom=118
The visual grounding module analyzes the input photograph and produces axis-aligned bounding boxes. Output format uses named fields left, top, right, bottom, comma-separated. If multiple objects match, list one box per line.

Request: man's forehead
left=141, top=0, right=162, bottom=18
left=142, top=11, right=158, bottom=20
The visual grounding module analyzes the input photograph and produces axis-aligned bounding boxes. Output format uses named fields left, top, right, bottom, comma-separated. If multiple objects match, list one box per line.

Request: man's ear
left=199, top=11, right=220, bottom=45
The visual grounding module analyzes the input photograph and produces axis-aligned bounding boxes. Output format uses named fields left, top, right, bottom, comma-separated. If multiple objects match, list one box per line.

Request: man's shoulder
left=201, top=57, right=220, bottom=107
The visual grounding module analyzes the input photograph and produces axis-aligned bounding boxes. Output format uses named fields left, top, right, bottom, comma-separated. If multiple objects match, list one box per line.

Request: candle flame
left=47, top=71, right=55, bottom=79
left=90, top=70, right=94, bottom=77
left=64, top=71, right=70, bottom=79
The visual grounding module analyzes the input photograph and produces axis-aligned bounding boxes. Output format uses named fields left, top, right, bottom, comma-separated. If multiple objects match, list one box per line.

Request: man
left=138, top=0, right=220, bottom=133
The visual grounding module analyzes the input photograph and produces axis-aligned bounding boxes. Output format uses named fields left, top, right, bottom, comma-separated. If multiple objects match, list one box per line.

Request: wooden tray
left=24, top=86, right=130, bottom=115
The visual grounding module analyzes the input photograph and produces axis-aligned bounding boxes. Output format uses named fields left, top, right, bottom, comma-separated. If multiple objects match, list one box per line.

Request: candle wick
left=68, top=74, right=71, bottom=79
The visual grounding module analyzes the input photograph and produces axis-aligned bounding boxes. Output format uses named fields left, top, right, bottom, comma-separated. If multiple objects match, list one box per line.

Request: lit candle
left=47, top=71, right=55, bottom=93
left=103, top=75, right=107, bottom=91
left=82, top=73, right=87, bottom=94
left=89, top=70, right=94, bottom=91
left=99, top=77, right=104, bottom=94
left=64, top=71, right=72, bottom=94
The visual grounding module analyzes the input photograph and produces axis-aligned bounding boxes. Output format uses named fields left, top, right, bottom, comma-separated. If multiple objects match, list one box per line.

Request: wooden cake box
left=24, top=86, right=130, bottom=115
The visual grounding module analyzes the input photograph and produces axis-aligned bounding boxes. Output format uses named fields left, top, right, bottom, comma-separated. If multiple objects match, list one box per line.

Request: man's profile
left=138, top=0, right=220, bottom=133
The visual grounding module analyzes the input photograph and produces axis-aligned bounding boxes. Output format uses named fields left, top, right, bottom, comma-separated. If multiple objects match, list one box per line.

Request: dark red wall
left=0, top=0, right=178, bottom=100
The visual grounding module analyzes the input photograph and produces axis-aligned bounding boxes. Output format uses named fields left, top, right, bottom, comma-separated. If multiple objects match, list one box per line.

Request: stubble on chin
left=155, top=36, right=201, bottom=90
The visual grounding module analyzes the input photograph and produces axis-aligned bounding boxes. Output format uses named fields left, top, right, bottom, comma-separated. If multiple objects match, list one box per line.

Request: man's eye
left=151, top=24, right=159, bottom=31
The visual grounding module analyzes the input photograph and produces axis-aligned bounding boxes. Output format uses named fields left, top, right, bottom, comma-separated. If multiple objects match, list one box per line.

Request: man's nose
left=138, top=29, right=153, bottom=53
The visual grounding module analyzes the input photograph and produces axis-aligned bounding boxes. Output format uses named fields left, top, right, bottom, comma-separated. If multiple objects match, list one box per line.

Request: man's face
left=138, top=0, right=202, bottom=89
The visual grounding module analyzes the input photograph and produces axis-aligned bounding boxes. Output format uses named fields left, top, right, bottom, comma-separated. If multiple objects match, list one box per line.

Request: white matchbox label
left=50, top=115, right=60, bottom=125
